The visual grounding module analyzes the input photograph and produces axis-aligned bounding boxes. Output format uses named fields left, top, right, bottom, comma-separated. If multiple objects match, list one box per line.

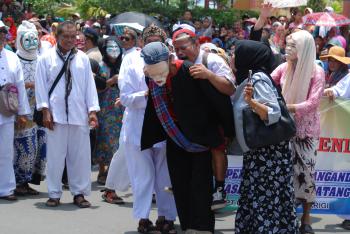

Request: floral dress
left=93, top=63, right=124, bottom=165
left=13, top=58, right=47, bottom=185
left=235, top=141, right=298, bottom=233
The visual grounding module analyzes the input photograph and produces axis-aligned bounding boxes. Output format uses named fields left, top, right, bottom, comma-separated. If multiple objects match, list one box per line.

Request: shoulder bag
left=0, top=83, right=19, bottom=117
left=242, top=71, right=296, bottom=149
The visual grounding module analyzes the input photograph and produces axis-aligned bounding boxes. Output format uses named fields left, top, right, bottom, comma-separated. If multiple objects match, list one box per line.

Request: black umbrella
left=109, top=12, right=163, bottom=28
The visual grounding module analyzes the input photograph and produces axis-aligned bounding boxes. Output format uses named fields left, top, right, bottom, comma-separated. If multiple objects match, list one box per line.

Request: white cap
left=324, top=6, right=334, bottom=13
left=172, top=22, right=195, bottom=33
left=92, top=22, right=101, bottom=28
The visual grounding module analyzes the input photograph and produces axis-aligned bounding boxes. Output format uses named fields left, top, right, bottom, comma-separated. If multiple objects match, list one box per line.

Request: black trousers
left=166, top=138, right=214, bottom=232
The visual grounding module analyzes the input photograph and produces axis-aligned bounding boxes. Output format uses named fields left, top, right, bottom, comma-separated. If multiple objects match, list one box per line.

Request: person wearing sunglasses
left=0, top=20, right=30, bottom=201
left=120, top=27, right=137, bottom=58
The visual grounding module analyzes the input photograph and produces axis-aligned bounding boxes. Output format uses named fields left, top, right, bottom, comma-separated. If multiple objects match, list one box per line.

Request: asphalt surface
left=0, top=171, right=348, bottom=234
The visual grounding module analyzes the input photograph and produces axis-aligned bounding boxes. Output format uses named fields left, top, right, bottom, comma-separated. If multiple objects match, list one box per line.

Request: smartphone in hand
left=247, top=70, right=253, bottom=84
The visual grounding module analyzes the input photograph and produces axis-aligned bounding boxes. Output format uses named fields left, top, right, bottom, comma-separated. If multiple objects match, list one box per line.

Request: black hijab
left=234, top=40, right=274, bottom=85
left=99, top=36, right=123, bottom=77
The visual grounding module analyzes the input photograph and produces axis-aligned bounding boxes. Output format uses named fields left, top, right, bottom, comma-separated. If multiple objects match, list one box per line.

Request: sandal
left=73, top=194, right=91, bottom=208
left=0, top=194, right=17, bottom=201
left=299, top=224, right=315, bottom=234
left=101, top=189, right=124, bottom=204
left=14, top=185, right=28, bottom=196
left=46, top=198, right=60, bottom=207
left=137, top=219, right=156, bottom=233
left=156, top=216, right=177, bottom=234
left=25, top=184, right=39, bottom=195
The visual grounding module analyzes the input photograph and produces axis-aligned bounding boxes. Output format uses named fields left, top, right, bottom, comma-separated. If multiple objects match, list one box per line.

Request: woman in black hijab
left=233, top=39, right=275, bottom=85
left=231, top=40, right=297, bottom=233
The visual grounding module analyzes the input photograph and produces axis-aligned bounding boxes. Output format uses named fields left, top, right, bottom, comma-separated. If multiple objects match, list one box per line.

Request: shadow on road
left=215, top=210, right=235, bottom=219
left=33, top=201, right=100, bottom=211
left=315, top=224, right=350, bottom=233
left=124, top=224, right=182, bottom=234
left=215, top=229, right=234, bottom=233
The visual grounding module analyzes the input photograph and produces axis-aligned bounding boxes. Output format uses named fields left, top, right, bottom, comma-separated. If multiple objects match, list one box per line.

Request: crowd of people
left=1, top=2, right=350, bottom=234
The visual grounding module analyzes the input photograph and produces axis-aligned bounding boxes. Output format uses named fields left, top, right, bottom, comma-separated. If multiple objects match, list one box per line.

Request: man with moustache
left=35, top=21, right=100, bottom=208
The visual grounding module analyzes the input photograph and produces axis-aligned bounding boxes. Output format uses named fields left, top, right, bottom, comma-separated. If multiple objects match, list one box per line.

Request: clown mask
left=20, top=31, right=39, bottom=51
left=144, top=61, right=169, bottom=86
left=106, top=40, right=121, bottom=59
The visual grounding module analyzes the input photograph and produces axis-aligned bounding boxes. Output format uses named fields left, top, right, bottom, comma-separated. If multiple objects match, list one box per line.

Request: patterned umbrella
left=303, top=12, right=350, bottom=27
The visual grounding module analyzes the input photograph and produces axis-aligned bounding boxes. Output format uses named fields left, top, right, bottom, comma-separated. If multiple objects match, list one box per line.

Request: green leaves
left=26, top=0, right=258, bottom=27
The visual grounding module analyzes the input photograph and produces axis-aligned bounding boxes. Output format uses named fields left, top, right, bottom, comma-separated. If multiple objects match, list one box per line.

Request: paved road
left=0, top=171, right=348, bottom=234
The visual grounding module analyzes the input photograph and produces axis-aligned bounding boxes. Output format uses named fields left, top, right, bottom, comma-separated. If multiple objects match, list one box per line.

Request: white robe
left=0, top=48, right=30, bottom=196
left=35, top=48, right=100, bottom=198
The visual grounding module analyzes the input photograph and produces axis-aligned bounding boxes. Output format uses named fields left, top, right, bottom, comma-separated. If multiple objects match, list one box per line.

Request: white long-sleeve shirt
left=35, top=48, right=100, bottom=126
left=0, top=48, right=30, bottom=125
left=118, top=48, right=149, bottom=146
left=331, top=73, right=350, bottom=98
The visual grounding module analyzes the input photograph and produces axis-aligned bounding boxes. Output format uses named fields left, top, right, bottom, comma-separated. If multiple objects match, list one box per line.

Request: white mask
left=285, top=37, right=298, bottom=61
left=106, top=40, right=120, bottom=59
left=21, top=31, right=39, bottom=51
left=144, top=61, right=169, bottom=86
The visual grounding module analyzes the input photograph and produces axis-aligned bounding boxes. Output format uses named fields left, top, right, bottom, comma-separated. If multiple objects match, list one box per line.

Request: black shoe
left=137, top=219, right=156, bottom=233
left=152, top=194, right=156, bottom=204
left=211, top=187, right=226, bottom=210
left=342, top=220, right=350, bottom=230
left=299, top=224, right=315, bottom=234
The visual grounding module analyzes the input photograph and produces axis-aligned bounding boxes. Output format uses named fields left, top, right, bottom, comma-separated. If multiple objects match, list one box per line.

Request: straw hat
left=320, top=46, right=350, bottom=64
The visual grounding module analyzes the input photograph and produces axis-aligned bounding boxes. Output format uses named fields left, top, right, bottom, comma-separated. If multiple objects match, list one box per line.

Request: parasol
left=303, top=12, right=350, bottom=27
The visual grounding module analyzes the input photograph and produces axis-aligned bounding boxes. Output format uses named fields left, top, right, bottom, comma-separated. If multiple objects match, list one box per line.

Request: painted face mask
left=285, top=37, right=297, bottom=61
left=144, top=61, right=169, bottom=86
left=21, top=31, right=39, bottom=51
left=106, top=40, right=121, bottom=59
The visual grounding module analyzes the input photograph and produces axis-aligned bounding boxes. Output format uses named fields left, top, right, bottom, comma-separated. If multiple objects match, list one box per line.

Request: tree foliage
left=306, top=0, right=328, bottom=12
left=26, top=0, right=74, bottom=15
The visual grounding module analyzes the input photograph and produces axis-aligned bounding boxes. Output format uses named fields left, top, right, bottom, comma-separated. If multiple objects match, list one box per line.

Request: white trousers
left=105, top=143, right=130, bottom=192
left=46, top=124, right=91, bottom=199
left=124, top=142, right=177, bottom=220
left=0, top=123, right=16, bottom=197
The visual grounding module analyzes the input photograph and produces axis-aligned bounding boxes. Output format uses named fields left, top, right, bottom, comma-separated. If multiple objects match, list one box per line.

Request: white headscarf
left=282, top=30, right=316, bottom=104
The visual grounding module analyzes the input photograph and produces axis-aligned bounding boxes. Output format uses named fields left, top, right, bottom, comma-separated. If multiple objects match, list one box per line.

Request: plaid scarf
left=149, top=78, right=208, bottom=153
left=56, top=47, right=77, bottom=121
